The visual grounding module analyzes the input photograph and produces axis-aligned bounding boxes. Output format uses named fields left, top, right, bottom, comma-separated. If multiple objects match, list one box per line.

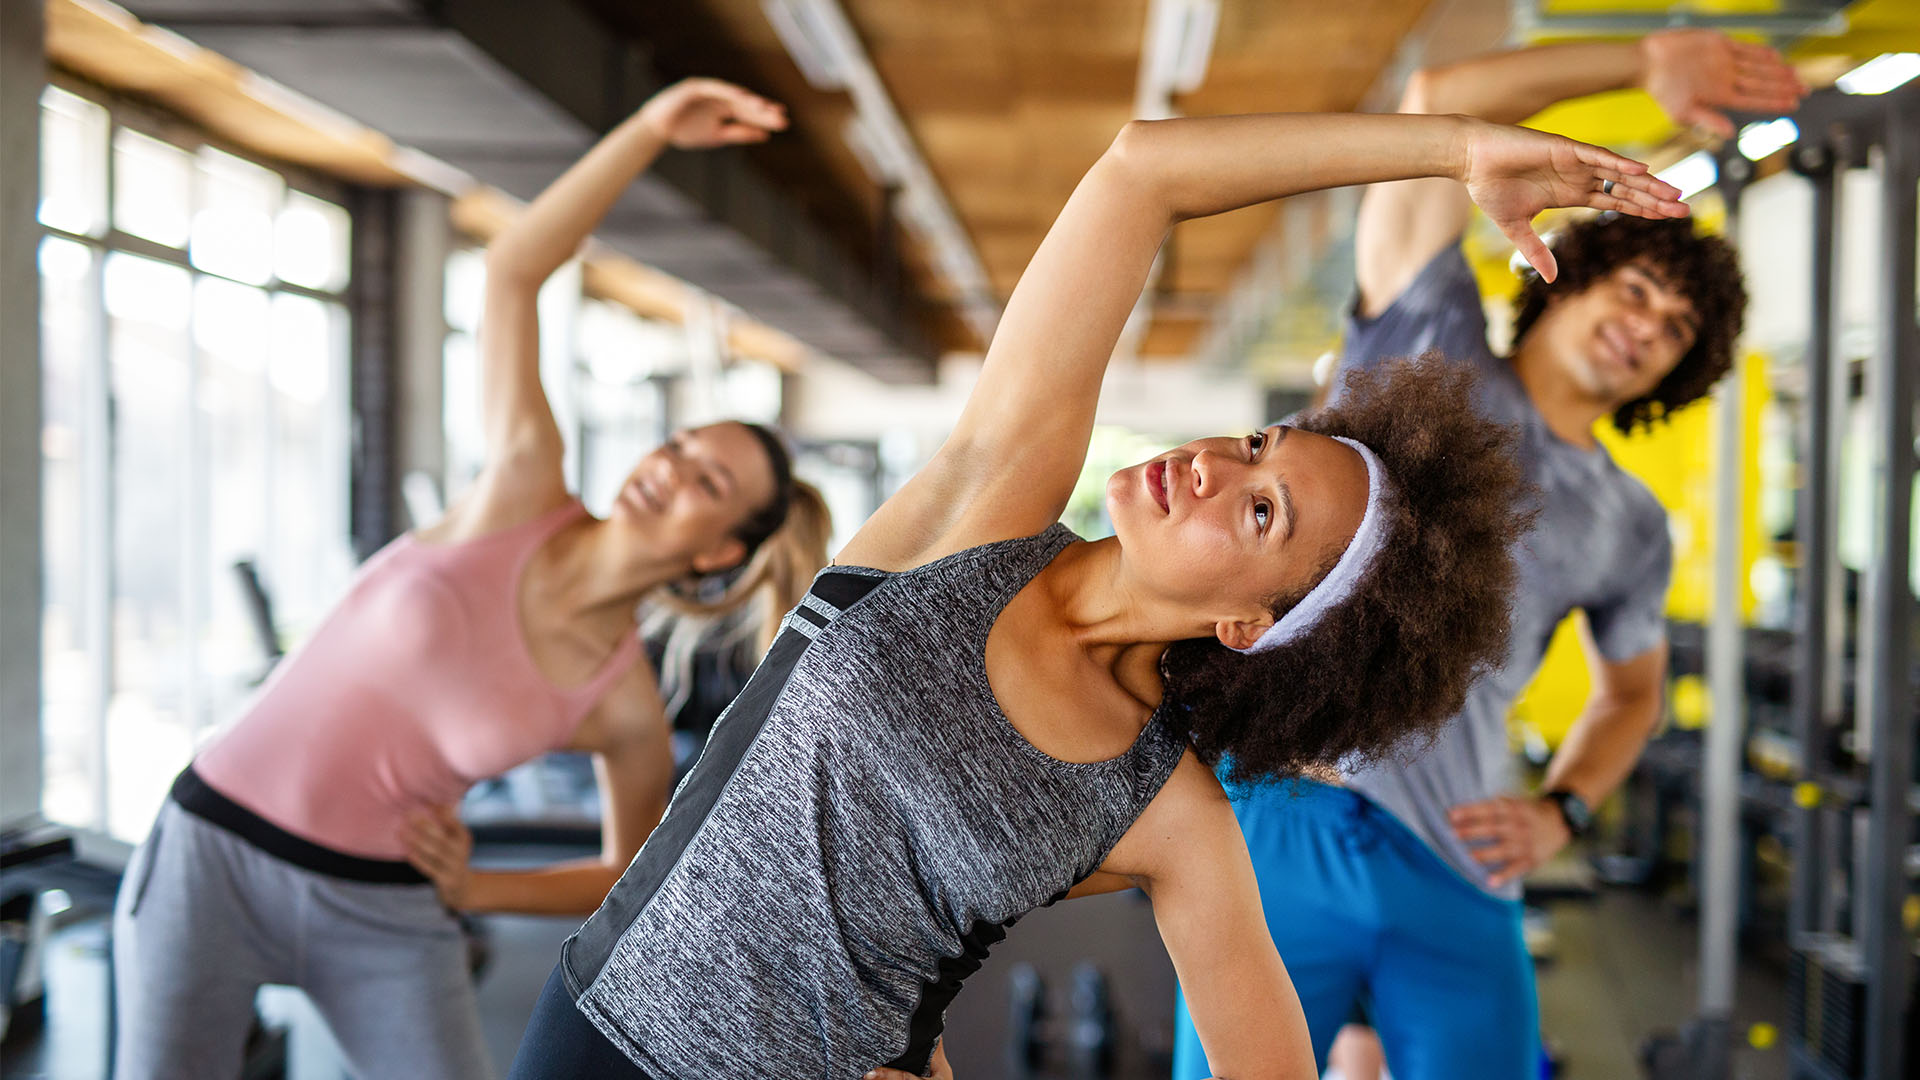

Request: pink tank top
left=193, top=500, right=641, bottom=860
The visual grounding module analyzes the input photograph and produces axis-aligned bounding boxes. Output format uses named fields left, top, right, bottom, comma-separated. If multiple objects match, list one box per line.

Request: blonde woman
left=111, top=78, right=810, bottom=1080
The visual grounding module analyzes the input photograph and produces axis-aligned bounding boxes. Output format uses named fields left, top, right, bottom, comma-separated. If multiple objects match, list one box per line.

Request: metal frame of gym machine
left=1774, top=80, right=1918, bottom=1080
left=1676, top=80, right=1919, bottom=1080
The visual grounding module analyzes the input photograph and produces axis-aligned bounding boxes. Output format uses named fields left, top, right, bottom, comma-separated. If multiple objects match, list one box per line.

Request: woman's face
left=610, top=421, right=778, bottom=574
left=1106, top=425, right=1369, bottom=648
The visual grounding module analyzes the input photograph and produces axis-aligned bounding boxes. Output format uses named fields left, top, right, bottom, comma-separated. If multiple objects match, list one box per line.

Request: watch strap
left=1543, top=789, right=1592, bottom=837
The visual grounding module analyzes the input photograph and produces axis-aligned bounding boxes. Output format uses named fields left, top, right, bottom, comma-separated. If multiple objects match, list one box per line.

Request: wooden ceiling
left=47, top=0, right=818, bottom=372
left=585, top=0, right=1437, bottom=358
left=46, top=0, right=415, bottom=188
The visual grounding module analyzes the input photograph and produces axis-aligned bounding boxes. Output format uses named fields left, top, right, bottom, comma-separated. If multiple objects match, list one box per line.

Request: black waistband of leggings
left=170, top=765, right=429, bottom=885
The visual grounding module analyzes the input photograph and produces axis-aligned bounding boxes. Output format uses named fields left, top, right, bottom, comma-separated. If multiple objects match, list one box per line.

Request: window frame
left=37, top=75, right=359, bottom=845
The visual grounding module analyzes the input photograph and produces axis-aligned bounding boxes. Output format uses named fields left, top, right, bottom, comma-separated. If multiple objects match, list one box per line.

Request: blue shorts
left=1172, top=780, right=1539, bottom=1080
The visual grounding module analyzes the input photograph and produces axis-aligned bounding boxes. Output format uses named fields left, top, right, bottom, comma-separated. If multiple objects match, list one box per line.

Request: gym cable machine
left=1653, top=77, right=1916, bottom=1080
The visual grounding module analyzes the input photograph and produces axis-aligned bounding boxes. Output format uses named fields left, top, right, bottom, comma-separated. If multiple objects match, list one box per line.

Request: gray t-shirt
left=1335, top=243, right=1672, bottom=900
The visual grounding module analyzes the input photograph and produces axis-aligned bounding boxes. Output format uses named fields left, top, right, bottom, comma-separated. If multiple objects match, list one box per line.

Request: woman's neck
left=539, top=517, right=687, bottom=627
left=1032, top=537, right=1206, bottom=707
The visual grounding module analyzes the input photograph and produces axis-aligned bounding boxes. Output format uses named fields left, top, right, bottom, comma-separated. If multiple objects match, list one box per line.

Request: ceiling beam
left=111, top=0, right=943, bottom=382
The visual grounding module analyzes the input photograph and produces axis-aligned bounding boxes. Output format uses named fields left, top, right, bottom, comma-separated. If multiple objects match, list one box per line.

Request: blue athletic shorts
left=1171, top=780, right=1540, bottom=1080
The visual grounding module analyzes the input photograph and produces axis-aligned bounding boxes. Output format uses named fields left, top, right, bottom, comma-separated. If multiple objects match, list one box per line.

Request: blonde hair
left=640, top=479, right=833, bottom=722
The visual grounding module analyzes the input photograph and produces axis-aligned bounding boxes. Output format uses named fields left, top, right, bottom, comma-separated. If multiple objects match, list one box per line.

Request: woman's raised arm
left=835, top=112, right=1679, bottom=570
left=457, top=80, right=786, bottom=533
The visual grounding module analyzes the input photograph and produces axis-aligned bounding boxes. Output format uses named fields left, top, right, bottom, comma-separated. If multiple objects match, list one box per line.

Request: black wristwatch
left=1543, top=790, right=1593, bottom=837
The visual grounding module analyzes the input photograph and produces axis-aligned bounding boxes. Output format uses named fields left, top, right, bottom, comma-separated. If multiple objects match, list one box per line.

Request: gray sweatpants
left=112, top=800, right=495, bottom=1080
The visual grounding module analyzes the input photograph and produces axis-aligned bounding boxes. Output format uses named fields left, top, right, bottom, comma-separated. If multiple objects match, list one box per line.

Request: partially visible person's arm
left=1091, top=755, right=1315, bottom=1080
left=865, top=1039, right=953, bottom=1080
left=1543, top=629, right=1668, bottom=805
left=1448, top=627, right=1666, bottom=888
left=1355, top=30, right=1804, bottom=318
left=1065, top=868, right=1135, bottom=900
left=869, top=758, right=1318, bottom=1080
left=406, top=681, right=675, bottom=915
left=444, top=79, right=785, bottom=539
left=839, top=112, right=1674, bottom=571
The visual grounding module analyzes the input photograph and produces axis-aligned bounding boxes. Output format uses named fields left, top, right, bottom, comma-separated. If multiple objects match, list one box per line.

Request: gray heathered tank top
left=560, top=524, right=1187, bottom=1079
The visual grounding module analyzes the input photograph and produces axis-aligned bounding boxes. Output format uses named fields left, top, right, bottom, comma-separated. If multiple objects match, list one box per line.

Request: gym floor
left=2, top=845, right=1790, bottom=1079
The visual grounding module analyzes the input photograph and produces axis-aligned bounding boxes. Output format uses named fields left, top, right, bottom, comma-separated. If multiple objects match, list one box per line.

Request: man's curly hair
left=1511, top=215, right=1746, bottom=434
left=1162, top=355, right=1534, bottom=785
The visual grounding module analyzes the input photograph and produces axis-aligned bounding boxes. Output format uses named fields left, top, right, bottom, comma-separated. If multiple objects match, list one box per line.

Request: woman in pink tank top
left=112, top=79, right=826, bottom=1080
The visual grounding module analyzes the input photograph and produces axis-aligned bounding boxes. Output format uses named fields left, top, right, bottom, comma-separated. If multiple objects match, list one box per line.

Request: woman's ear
left=691, top=536, right=748, bottom=576
left=1214, top=615, right=1273, bottom=652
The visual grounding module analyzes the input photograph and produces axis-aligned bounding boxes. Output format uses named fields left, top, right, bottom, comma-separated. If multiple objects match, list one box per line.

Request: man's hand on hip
left=1448, top=794, right=1573, bottom=889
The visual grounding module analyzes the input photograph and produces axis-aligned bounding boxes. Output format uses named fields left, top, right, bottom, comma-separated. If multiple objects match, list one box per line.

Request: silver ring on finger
left=1602, top=179, right=1616, bottom=196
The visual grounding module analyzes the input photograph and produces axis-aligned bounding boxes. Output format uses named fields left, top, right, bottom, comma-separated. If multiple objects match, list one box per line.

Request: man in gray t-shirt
left=1173, top=29, right=1799, bottom=1080
left=1337, top=240, right=1675, bottom=901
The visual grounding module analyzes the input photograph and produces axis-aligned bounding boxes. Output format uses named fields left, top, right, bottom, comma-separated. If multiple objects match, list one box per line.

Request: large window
left=38, top=85, right=355, bottom=841
left=573, top=298, right=676, bottom=516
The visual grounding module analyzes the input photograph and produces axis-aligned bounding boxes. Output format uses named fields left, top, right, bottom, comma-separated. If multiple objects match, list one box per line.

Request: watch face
left=1556, top=792, right=1592, bottom=833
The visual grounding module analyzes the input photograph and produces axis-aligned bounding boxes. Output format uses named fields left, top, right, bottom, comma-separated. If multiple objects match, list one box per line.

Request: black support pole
left=348, top=188, right=401, bottom=559
left=1862, top=91, right=1916, bottom=1080
left=1786, top=138, right=1836, bottom=942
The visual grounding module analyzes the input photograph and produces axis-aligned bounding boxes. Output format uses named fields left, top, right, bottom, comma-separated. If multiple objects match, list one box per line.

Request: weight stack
left=1786, top=933, right=1867, bottom=1079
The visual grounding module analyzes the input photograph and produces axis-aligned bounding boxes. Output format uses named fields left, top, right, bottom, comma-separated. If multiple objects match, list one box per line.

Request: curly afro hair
left=1161, top=355, right=1534, bottom=785
left=1512, top=214, right=1746, bottom=435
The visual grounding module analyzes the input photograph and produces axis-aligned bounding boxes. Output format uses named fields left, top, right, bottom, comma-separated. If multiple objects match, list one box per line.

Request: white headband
left=1232, top=435, right=1393, bottom=655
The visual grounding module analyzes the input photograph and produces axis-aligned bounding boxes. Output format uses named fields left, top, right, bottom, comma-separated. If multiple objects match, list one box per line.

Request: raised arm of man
left=1355, top=30, right=1804, bottom=317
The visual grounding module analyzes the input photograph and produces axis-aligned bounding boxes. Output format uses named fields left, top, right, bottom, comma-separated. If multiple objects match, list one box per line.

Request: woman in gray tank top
left=507, top=97, right=1687, bottom=1080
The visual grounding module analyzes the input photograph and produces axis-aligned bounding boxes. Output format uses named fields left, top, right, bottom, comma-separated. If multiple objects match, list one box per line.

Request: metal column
left=1787, top=139, right=1838, bottom=941
left=0, top=0, right=47, bottom=829
left=1697, top=152, right=1754, bottom=1079
left=393, top=188, right=452, bottom=529
left=348, top=188, right=400, bottom=560
left=1861, top=93, right=1916, bottom=1080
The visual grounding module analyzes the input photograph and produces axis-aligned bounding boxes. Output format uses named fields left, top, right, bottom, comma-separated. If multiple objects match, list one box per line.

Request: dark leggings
left=508, top=965, right=655, bottom=1080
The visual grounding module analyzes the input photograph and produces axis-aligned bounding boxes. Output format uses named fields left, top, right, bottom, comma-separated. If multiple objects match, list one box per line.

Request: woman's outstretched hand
left=404, top=803, right=474, bottom=909
left=1457, top=119, right=1688, bottom=283
left=636, top=77, right=788, bottom=150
